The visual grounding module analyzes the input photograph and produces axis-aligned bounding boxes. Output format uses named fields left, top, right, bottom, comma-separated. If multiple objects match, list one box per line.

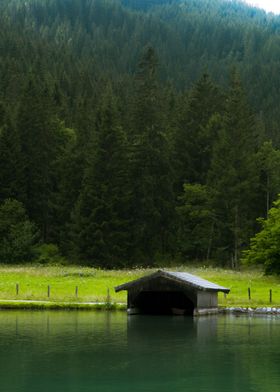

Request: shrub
left=33, top=243, right=64, bottom=264
left=0, top=199, right=37, bottom=263
left=242, top=197, right=280, bottom=275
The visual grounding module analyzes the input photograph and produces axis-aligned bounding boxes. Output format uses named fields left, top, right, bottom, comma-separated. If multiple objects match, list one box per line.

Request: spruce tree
left=130, top=47, right=174, bottom=263
left=208, top=71, right=258, bottom=266
left=256, top=141, right=280, bottom=218
left=0, top=104, right=24, bottom=203
left=71, top=85, right=131, bottom=267
left=176, top=183, right=215, bottom=261
left=174, top=73, right=224, bottom=192
left=17, top=80, right=63, bottom=242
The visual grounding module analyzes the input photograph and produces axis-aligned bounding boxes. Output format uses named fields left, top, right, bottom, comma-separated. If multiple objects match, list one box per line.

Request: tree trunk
left=233, top=205, right=239, bottom=269
left=266, top=174, right=270, bottom=218
left=206, top=220, right=214, bottom=261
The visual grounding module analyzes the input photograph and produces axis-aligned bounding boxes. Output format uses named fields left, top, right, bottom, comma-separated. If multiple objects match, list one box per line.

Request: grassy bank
left=0, top=299, right=126, bottom=311
left=0, top=264, right=279, bottom=308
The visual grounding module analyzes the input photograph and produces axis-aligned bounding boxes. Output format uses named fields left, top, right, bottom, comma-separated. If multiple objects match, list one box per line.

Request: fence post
left=16, top=283, right=19, bottom=296
left=75, top=286, right=78, bottom=298
left=269, top=289, right=272, bottom=304
left=47, top=285, right=50, bottom=298
left=106, top=288, right=111, bottom=304
left=248, top=287, right=251, bottom=300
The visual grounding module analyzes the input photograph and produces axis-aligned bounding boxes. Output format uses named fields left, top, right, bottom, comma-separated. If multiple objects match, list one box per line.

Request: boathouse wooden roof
left=115, top=269, right=230, bottom=293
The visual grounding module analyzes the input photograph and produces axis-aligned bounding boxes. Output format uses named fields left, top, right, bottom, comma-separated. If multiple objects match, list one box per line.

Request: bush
left=242, top=197, right=280, bottom=275
left=0, top=199, right=38, bottom=263
left=33, top=243, right=64, bottom=264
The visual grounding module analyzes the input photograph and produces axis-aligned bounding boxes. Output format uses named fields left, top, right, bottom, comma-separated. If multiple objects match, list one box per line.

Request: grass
left=0, top=264, right=279, bottom=308
left=0, top=300, right=126, bottom=311
left=0, top=265, right=143, bottom=304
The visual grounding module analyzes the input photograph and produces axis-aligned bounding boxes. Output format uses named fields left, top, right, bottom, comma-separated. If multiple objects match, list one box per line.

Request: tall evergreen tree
left=256, top=141, right=280, bottom=218
left=208, top=71, right=258, bottom=265
left=0, top=104, right=24, bottom=203
left=174, top=73, right=224, bottom=193
left=176, top=183, right=215, bottom=261
left=130, top=47, right=175, bottom=262
left=71, top=86, right=131, bottom=267
left=17, top=80, right=63, bottom=242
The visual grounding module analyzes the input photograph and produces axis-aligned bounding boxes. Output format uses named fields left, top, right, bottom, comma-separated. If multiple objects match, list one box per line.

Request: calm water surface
left=0, top=311, right=279, bottom=392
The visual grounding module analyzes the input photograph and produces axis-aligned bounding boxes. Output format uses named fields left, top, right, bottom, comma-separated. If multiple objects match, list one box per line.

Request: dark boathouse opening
left=134, top=291, right=195, bottom=315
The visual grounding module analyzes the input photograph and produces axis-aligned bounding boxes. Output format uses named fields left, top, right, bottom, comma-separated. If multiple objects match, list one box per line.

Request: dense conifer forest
left=1, top=0, right=280, bottom=269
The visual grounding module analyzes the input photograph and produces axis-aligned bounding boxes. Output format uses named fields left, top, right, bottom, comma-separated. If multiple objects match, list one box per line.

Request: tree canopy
left=242, top=197, right=280, bottom=274
left=1, top=0, right=280, bottom=270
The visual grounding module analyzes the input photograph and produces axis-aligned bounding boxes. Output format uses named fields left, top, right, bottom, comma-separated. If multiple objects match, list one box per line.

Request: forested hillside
left=1, top=0, right=280, bottom=268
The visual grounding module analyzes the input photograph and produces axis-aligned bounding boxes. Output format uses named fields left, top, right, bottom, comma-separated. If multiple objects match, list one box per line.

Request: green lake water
left=0, top=311, right=279, bottom=392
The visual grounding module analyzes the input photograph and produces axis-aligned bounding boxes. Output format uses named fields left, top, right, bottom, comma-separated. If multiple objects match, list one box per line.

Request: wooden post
left=75, top=286, right=78, bottom=298
left=269, top=289, right=272, bottom=303
left=106, top=288, right=111, bottom=304
left=16, top=283, right=19, bottom=296
left=224, top=292, right=227, bottom=299
left=248, top=287, right=251, bottom=300
left=48, top=285, right=50, bottom=298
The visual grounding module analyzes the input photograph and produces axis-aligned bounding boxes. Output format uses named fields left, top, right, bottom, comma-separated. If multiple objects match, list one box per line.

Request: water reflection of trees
left=0, top=312, right=279, bottom=392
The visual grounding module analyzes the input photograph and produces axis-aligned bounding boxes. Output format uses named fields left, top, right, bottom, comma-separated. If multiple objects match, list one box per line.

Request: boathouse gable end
left=115, top=270, right=230, bottom=316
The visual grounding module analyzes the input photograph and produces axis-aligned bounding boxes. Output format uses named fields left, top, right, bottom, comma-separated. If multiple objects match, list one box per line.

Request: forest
left=1, top=0, right=280, bottom=271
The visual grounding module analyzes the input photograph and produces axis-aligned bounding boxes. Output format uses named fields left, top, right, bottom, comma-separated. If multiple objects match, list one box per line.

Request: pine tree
left=208, top=71, right=258, bottom=266
left=17, top=80, right=63, bottom=242
left=176, top=183, right=215, bottom=260
left=71, top=85, right=131, bottom=267
left=0, top=104, right=24, bottom=203
left=174, top=73, right=224, bottom=192
left=130, top=47, right=175, bottom=262
left=256, top=141, right=280, bottom=218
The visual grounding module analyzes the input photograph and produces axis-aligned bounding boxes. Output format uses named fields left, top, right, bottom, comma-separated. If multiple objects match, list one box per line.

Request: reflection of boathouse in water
left=115, top=270, right=230, bottom=316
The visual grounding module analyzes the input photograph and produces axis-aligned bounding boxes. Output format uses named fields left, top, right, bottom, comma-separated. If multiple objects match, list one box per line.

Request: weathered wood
left=106, top=288, right=111, bottom=303
left=115, top=270, right=230, bottom=316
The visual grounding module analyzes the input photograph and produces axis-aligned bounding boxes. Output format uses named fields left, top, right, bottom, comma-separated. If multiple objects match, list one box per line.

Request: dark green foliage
left=130, top=47, right=175, bottom=263
left=255, top=141, right=280, bottom=218
left=121, top=0, right=176, bottom=11
left=242, top=198, right=280, bottom=274
left=176, top=184, right=214, bottom=260
left=71, top=86, right=131, bottom=267
left=0, top=0, right=280, bottom=270
left=1, top=0, right=280, bottom=132
left=0, top=105, right=24, bottom=202
left=33, top=243, right=63, bottom=264
left=174, top=73, right=224, bottom=190
left=17, top=80, right=72, bottom=242
left=208, top=71, right=258, bottom=265
left=0, top=199, right=37, bottom=263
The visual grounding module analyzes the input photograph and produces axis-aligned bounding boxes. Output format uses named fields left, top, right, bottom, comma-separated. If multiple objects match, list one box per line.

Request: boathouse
left=115, top=270, right=230, bottom=316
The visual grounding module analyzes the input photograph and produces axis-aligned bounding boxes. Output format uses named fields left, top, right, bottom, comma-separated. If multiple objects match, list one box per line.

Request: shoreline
left=220, top=306, right=280, bottom=315
left=0, top=300, right=127, bottom=311
left=0, top=300, right=279, bottom=315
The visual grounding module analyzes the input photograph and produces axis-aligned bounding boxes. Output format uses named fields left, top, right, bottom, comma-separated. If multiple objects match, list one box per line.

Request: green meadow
left=0, top=265, right=279, bottom=308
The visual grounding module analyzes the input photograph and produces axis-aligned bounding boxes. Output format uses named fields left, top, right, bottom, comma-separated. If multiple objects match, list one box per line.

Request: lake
left=0, top=311, right=279, bottom=392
